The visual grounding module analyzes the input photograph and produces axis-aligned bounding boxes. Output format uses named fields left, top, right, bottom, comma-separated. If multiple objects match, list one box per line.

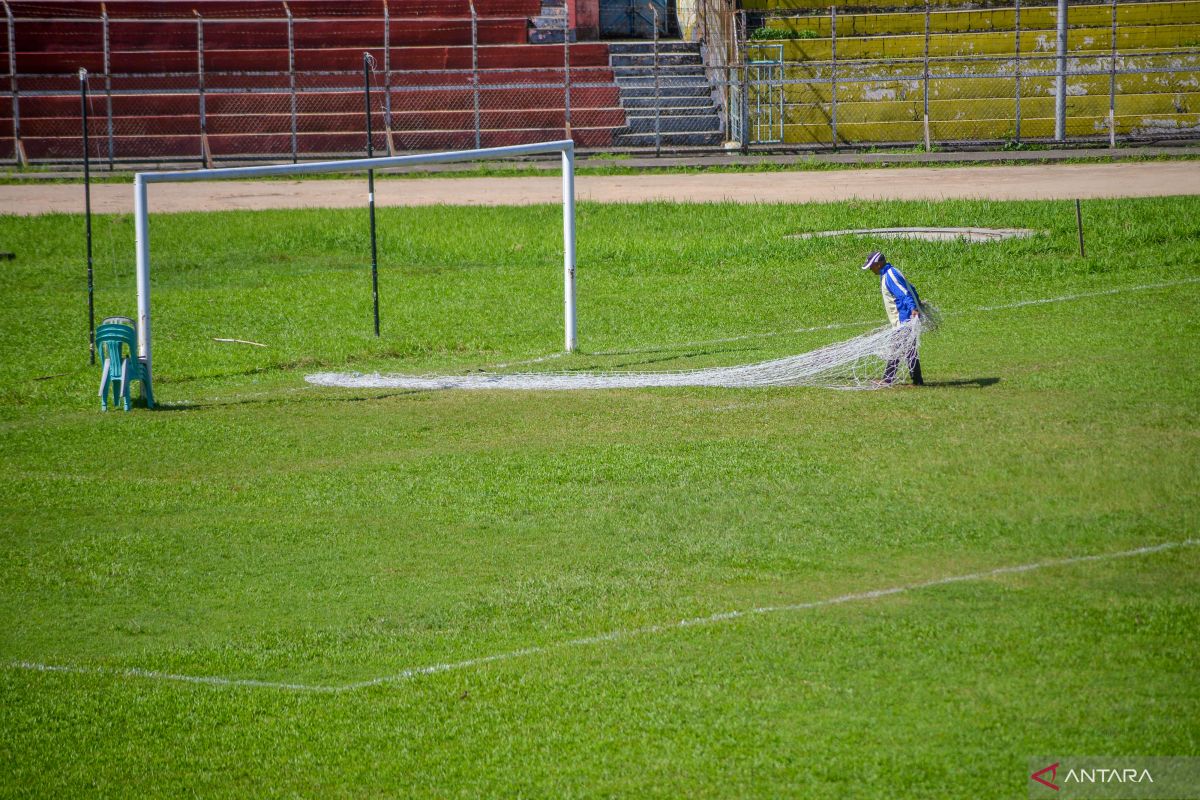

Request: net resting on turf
left=306, top=315, right=936, bottom=391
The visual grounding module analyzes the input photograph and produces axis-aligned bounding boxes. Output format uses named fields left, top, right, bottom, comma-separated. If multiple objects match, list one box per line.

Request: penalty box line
left=9, top=539, right=1197, bottom=694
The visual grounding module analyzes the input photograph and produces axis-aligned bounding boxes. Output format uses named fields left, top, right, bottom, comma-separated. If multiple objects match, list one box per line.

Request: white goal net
left=306, top=316, right=935, bottom=392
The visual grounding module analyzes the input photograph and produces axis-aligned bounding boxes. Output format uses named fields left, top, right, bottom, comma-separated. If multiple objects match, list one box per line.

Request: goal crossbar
left=132, top=139, right=578, bottom=376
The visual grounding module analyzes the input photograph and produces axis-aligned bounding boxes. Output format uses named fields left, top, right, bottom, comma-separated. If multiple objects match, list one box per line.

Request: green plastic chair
left=96, top=321, right=154, bottom=411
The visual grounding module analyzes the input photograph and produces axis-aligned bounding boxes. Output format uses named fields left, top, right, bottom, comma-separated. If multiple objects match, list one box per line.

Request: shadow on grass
left=153, top=388, right=428, bottom=411
left=922, top=377, right=1000, bottom=389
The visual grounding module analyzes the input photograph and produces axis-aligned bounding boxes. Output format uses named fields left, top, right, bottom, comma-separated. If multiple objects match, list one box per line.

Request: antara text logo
left=1030, top=762, right=1154, bottom=792
left=1027, top=757, right=1200, bottom=799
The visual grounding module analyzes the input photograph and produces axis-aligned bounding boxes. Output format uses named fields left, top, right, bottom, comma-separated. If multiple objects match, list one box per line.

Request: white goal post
left=132, top=139, right=578, bottom=376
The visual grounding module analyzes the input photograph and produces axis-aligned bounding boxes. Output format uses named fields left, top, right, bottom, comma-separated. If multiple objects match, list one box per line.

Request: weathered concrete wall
left=740, top=0, right=1200, bottom=145
left=572, top=0, right=601, bottom=40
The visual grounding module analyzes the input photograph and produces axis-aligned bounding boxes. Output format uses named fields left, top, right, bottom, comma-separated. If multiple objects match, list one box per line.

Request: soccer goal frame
left=132, top=139, right=578, bottom=377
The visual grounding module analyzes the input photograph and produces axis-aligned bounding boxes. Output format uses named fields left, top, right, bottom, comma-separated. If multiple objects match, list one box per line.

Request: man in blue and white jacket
left=863, top=250, right=924, bottom=386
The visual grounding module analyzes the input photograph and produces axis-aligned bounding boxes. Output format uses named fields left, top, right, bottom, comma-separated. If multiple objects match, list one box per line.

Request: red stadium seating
left=2, top=0, right=624, bottom=161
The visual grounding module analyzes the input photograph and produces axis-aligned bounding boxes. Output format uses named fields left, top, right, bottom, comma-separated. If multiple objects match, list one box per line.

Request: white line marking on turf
left=9, top=661, right=329, bottom=692
left=485, top=351, right=568, bottom=370
left=8, top=539, right=1195, bottom=694
left=301, top=277, right=1200, bottom=382
left=588, top=276, right=1200, bottom=356
left=969, top=275, right=1200, bottom=313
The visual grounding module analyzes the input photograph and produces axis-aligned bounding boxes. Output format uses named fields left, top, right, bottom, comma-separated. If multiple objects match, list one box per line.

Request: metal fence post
left=652, top=5, right=661, bottom=156
left=470, top=1, right=481, bottom=149
left=1109, top=0, right=1117, bottom=147
left=830, top=4, right=838, bottom=149
left=382, top=0, right=394, bottom=155
left=4, top=1, right=24, bottom=166
left=1014, top=0, right=1022, bottom=143
left=285, top=2, right=297, bottom=162
left=739, top=10, right=748, bottom=153
left=564, top=7, right=572, bottom=140
left=81, top=69, right=94, bottom=364
left=196, top=12, right=212, bottom=166
left=1055, top=0, right=1067, bottom=141
left=725, top=8, right=738, bottom=147
left=923, top=2, right=930, bottom=151
left=102, top=8, right=114, bottom=168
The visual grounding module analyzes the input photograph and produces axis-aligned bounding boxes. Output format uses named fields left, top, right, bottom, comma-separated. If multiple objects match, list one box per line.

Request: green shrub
left=749, top=26, right=820, bottom=40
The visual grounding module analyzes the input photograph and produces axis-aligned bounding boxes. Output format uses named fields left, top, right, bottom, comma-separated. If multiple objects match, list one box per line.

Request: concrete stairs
left=609, top=41, right=723, bottom=147
left=529, top=0, right=577, bottom=44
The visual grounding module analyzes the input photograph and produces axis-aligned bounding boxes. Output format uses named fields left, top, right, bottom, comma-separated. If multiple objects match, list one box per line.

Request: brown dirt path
left=1, top=161, right=1197, bottom=215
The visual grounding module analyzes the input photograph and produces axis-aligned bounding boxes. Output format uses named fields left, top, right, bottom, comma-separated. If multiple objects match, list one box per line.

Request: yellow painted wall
left=778, top=113, right=1200, bottom=144
left=754, top=71, right=1200, bottom=105
left=761, top=2, right=1199, bottom=38
left=743, top=24, right=1200, bottom=61
left=735, top=2, right=1200, bottom=144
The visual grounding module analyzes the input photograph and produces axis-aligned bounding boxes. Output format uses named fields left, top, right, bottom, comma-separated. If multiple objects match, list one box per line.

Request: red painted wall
left=570, top=0, right=600, bottom=40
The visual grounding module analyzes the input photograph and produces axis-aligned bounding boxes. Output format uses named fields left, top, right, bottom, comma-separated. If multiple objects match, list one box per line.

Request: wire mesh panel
left=1, top=1, right=1199, bottom=164
left=744, top=44, right=784, bottom=144
left=294, top=69, right=379, bottom=158
left=388, top=69, right=479, bottom=153
left=721, top=1, right=1200, bottom=152
left=569, top=65, right=626, bottom=149
left=107, top=74, right=206, bottom=164
left=1114, top=52, right=1200, bottom=142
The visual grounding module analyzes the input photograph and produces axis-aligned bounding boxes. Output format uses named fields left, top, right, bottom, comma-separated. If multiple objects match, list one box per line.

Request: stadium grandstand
left=737, top=0, right=1199, bottom=146
left=0, top=0, right=1197, bottom=163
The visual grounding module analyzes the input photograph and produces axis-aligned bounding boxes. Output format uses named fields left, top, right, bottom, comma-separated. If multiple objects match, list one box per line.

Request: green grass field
left=1, top=195, right=1198, bottom=797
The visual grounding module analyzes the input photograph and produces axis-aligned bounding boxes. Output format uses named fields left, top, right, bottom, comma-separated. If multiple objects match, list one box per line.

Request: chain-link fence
left=1, top=2, right=605, bottom=166
left=721, top=49, right=1200, bottom=149
left=1, top=0, right=1198, bottom=165
left=725, top=1, right=1200, bottom=150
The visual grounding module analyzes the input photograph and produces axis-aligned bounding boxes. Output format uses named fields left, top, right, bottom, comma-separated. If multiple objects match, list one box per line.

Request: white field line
left=8, top=539, right=1195, bottom=694
left=484, top=351, right=568, bottom=370
left=433, top=276, right=1200, bottom=370
left=585, top=276, right=1200, bottom=357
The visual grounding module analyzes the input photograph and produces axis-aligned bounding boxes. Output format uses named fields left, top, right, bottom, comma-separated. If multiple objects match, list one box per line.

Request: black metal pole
left=1075, top=198, right=1086, bottom=258
left=364, top=52, right=380, bottom=337
left=81, top=68, right=95, bottom=365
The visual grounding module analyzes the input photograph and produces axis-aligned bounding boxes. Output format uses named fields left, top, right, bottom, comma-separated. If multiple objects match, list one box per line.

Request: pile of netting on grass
left=306, top=315, right=936, bottom=392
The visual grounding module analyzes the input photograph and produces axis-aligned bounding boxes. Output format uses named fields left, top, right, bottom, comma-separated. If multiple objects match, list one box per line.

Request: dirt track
left=2, top=161, right=1197, bottom=215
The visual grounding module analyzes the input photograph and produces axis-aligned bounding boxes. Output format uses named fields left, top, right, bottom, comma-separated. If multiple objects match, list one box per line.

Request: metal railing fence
left=1, top=1, right=1198, bottom=165
left=721, top=49, right=1200, bottom=150
left=729, top=0, right=1200, bottom=149
left=0, top=5, right=604, bottom=165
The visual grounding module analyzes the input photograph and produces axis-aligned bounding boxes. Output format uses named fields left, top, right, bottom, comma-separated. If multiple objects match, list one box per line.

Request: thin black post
left=364, top=52, right=380, bottom=337
left=81, top=68, right=95, bottom=365
left=1075, top=199, right=1085, bottom=258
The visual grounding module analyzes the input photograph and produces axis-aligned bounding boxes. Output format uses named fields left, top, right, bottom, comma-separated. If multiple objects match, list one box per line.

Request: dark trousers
left=884, top=344, right=923, bottom=385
